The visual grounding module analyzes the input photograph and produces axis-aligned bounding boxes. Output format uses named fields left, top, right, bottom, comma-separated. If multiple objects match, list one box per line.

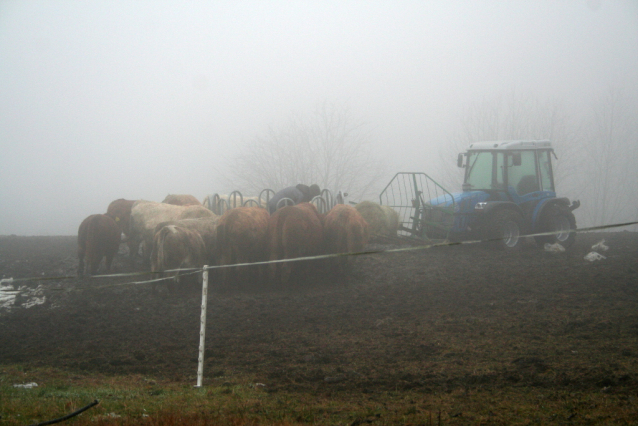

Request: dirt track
left=1, top=232, right=637, bottom=396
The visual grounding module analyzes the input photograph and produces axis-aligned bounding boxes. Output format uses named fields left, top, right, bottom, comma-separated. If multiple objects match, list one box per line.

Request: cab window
left=465, top=151, right=493, bottom=190
left=508, top=151, right=539, bottom=195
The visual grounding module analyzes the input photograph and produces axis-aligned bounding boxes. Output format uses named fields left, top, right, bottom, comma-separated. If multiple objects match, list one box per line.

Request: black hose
left=27, top=400, right=99, bottom=426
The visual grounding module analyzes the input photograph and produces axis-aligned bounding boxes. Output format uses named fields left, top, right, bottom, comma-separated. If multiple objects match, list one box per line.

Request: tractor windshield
left=464, top=151, right=505, bottom=190
left=465, top=151, right=491, bottom=189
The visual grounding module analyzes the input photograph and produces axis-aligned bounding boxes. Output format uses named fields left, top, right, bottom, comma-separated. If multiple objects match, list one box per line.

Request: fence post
left=195, top=266, right=209, bottom=388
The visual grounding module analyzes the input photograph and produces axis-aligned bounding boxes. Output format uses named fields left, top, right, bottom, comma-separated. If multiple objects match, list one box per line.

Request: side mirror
left=457, top=153, right=464, bottom=168
left=512, top=153, right=522, bottom=166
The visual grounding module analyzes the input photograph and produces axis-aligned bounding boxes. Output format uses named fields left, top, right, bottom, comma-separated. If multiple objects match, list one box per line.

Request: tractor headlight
left=475, top=202, right=487, bottom=211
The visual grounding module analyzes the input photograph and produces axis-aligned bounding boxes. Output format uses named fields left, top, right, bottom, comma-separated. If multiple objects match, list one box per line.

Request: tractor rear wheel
left=534, top=205, right=576, bottom=249
left=488, top=209, right=524, bottom=251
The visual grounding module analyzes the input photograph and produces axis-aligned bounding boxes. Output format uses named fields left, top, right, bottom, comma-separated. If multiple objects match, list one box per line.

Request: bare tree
left=437, top=92, right=580, bottom=194
left=227, top=102, right=386, bottom=200
left=577, top=88, right=638, bottom=228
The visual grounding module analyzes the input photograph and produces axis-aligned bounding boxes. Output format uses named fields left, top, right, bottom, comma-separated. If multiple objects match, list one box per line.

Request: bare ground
left=1, top=232, right=637, bottom=399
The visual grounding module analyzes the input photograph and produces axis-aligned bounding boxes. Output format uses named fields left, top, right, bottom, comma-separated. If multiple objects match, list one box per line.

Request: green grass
left=2, top=365, right=638, bottom=425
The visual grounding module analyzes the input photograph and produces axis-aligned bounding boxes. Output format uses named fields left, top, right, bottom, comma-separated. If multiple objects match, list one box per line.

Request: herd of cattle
left=77, top=193, right=400, bottom=291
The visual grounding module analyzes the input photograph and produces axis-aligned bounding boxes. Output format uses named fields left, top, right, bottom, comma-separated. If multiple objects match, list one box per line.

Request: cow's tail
left=156, top=225, right=175, bottom=272
left=149, top=225, right=167, bottom=292
left=216, top=222, right=227, bottom=255
left=347, top=216, right=369, bottom=256
left=274, top=210, right=290, bottom=257
left=127, top=210, right=140, bottom=260
left=85, top=216, right=100, bottom=273
left=345, top=217, right=361, bottom=254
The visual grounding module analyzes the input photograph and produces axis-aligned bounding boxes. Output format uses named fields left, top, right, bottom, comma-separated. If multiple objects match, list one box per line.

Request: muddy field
left=1, top=232, right=637, bottom=399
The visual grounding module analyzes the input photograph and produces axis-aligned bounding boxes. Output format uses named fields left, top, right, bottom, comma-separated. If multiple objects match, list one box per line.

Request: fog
left=1, top=1, right=637, bottom=235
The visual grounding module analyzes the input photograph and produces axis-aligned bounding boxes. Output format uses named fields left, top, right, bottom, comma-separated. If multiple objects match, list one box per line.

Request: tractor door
left=505, top=150, right=556, bottom=197
left=506, top=151, right=539, bottom=198
left=505, top=150, right=555, bottom=225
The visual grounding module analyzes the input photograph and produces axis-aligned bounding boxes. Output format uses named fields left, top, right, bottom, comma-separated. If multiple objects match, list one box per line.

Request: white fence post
left=195, top=266, right=209, bottom=387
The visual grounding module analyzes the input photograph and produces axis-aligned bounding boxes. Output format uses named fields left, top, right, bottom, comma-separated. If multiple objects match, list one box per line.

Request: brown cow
left=323, top=204, right=369, bottom=273
left=128, top=201, right=215, bottom=262
left=153, top=217, right=220, bottom=265
left=162, top=194, right=202, bottom=206
left=267, top=202, right=323, bottom=283
left=105, top=198, right=135, bottom=236
left=215, top=206, right=270, bottom=285
left=77, top=214, right=121, bottom=277
left=150, top=225, right=207, bottom=294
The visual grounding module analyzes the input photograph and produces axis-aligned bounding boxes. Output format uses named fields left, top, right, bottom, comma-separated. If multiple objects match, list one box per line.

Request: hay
left=354, top=200, right=399, bottom=238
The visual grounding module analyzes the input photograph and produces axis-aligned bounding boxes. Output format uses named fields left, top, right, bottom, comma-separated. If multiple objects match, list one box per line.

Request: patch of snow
left=584, top=252, right=606, bottom=262
left=0, top=281, right=47, bottom=313
left=22, top=285, right=46, bottom=309
left=544, top=243, right=565, bottom=253
left=13, top=382, right=38, bottom=389
left=592, top=239, right=609, bottom=252
left=0, top=282, right=19, bottom=309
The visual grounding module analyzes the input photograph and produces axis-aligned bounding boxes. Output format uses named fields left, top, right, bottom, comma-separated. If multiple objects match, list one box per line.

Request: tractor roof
left=467, top=140, right=552, bottom=151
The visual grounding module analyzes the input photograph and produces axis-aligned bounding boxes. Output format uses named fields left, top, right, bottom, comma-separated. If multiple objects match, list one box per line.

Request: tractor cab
left=454, top=140, right=558, bottom=228
left=460, top=140, right=556, bottom=206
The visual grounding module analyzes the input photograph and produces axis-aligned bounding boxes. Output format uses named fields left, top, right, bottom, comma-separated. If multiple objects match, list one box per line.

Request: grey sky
left=1, top=0, right=637, bottom=235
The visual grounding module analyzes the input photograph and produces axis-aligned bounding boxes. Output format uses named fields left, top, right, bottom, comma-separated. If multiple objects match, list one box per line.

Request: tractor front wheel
left=488, top=209, right=524, bottom=251
left=534, top=206, right=577, bottom=249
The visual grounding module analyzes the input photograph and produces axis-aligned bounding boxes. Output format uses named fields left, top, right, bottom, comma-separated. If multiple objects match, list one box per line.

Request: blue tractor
left=379, top=140, right=580, bottom=250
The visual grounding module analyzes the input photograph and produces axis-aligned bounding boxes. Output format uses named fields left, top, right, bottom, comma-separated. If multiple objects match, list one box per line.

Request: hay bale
left=162, top=194, right=202, bottom=206
left=354, top=201, right=399, bottom=238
